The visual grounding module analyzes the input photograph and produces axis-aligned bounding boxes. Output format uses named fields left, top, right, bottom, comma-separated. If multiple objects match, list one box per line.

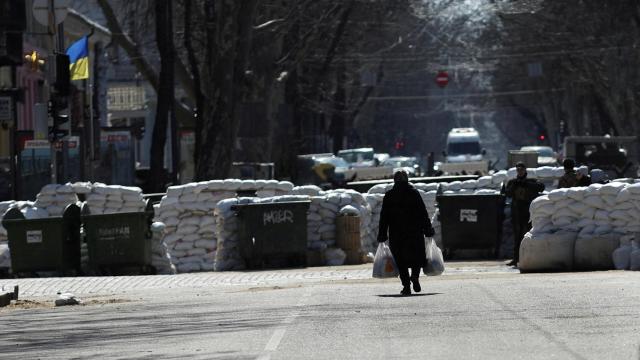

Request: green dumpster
left=232, top=201, right=310, bottom=269
left=81, top=200, right=155, bottom=274
left=2, top=204, right=81, bottom=275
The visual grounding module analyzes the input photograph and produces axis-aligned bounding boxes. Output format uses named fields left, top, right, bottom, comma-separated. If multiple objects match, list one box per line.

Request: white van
left=444, top=128, right=485, bottom=163
left=439, top=128, right=488, bottom=174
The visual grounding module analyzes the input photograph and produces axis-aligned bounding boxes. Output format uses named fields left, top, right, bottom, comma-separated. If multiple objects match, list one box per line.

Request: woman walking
left=378, top=171, right=435, bottom=295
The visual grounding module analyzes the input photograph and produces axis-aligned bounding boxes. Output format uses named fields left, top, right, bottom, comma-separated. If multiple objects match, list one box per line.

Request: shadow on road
left=376, top=292, right=442, bottom=298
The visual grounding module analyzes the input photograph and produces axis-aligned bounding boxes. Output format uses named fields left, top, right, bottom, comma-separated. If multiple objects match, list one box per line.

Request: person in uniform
left=504, top=162, right=545, bottom=267
left=378, top=170, right=434, bottom=295
left=558, top=158, right=591, bottom=188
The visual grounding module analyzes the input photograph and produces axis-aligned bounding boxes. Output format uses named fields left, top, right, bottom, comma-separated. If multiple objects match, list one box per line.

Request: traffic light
left=395, top=140, right=405, bottom=150
left=48, top=99, right=69, bottom=141
left=49, top=113, right=69, bottom=141
left=53, top=53, right=70, bottom=96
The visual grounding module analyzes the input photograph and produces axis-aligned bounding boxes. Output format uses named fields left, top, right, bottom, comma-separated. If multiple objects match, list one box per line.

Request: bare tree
left=148, top=0, right=176, bottom=192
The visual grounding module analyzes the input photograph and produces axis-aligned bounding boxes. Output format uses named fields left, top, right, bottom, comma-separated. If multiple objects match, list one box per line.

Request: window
left=447, top=142, right=481, bottom=155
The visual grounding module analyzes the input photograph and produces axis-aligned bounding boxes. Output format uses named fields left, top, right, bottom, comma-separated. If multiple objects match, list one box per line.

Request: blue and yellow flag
left=66, top=36, right=89, bottom=80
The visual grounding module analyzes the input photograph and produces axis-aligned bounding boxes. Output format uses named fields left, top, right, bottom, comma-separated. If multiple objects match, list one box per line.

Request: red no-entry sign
left=436, top=71, right=449, bottom=88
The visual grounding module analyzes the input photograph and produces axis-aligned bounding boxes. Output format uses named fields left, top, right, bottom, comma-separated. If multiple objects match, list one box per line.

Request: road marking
left=257, top=288, right=312, bottom=360
left=264, top=328, right=286, bottom=351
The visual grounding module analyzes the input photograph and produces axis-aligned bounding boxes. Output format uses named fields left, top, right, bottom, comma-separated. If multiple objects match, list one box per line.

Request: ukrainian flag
left=66, top=36, right=89, bottom=80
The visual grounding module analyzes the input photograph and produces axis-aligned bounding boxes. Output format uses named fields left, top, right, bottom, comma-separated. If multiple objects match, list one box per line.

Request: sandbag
left=612, top=244, right=632, bottom=270
left=630, top=242, right=640, bottom=271
left=518, top=231, right=576, bottom=272
left=573, top=234, right=619, bottom=270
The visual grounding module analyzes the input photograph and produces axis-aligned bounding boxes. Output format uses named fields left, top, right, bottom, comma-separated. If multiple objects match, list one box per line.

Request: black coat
left=377, top=182, right=433, bottom=268
left=504, top=175, right=545, bottom=223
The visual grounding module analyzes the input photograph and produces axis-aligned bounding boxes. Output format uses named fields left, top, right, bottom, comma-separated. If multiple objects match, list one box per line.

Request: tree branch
left=96, top=0, right=159, bottom=92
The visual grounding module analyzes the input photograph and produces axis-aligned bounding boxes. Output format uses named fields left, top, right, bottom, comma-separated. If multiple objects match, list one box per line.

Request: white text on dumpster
left=460, top=209, right=478, bottom=222
left=263, top=210, right=294, bottom=226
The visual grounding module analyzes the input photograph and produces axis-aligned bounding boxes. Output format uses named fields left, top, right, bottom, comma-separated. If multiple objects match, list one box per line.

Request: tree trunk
left=330, top=66, right=346, bottom=154
left=149, top=0, right=175, bottom=192
left=195, top=0, right=258, bottom=180
left=184, top=0, right=205, bottom=165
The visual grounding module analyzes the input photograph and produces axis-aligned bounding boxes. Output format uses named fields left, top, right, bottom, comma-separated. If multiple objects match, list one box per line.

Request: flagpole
left=89, top=72, right=94, bottom=160
left=87, top=29, right=95, bottom=163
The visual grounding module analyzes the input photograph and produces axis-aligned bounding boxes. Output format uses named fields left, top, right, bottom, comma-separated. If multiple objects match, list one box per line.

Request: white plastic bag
left=423, top=237, right=445, bottom=276
left=372, top=242, right=398, bottom=278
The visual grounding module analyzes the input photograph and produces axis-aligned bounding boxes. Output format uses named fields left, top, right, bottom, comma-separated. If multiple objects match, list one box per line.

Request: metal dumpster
left=2, top=204, right=82, bottom=275
left=232, top=201, right=310, bottom=269
left=81, top=200, right=155, bottom=274
left=437, top=194, right=505, bottom=258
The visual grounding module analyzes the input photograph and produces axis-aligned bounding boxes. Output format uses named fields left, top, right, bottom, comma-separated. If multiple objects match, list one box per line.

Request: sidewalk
left=0, top=261, right=518, bottom=298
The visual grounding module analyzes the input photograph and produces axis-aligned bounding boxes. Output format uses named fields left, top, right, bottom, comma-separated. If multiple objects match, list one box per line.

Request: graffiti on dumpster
left=263, top=209, right=294, bottom=226
left=460, top=209, right=478, bottom=222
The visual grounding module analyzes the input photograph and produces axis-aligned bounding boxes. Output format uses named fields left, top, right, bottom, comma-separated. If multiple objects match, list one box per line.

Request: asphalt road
left=1, top=266, right=639, bottom=360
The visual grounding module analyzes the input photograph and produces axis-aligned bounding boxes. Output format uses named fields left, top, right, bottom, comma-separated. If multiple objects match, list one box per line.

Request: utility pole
left=45, top=0, right=70, bottom=184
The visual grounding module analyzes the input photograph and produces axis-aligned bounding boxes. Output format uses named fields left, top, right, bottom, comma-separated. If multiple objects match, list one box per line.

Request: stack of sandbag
left=69, top=181, right=93, bottom=196
left=413, top=183, right=440, bottom=213
left=522, top=181, right=640, bottom=271
left=157, top=185, right=227, bottom=273
left=156, top=179, right=294, bottom=273
left=530, top=182, right=640, bottom=236
left=363, top=193, right=385, bottom=252
left=573, top=232, right=621, bottom=270
left=631, top=241, right=640, bottom=271
left=307, top=195, right=341, bottom=251
left=518, top=230, right=577, bottom=272
left=305, top=189, right=372, bottom=255
left=85, top=184, right=146, bottom=214
left=478, top=175, right=502, bottom=190
left=611, top=235, right=640, bottom=271
left=291, top=185, right=324, bottom=196
left=325, top=247, right=347, bottom=266
left=33, top=184, right=79, bottom=217
left=491, top=170, right=509, bottom=188
left=150, top=219, right=177, bottom=275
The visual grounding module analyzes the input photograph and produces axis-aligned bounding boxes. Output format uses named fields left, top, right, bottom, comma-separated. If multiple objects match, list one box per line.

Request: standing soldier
left=504, top=162, right=545, bottom=267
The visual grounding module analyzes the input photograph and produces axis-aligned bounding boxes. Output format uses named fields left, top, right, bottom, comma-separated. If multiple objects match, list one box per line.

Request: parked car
left=382, top=156, right=421, bottom=176
left=520, top=146, right=558, bottom=166
left=374, top=153, right=390, bottom=166
left=338, top=147, right=376, bottom=168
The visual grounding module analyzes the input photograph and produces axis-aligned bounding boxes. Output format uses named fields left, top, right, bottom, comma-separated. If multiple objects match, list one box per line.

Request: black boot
left=412, top=278, right=421, bottom=293
left=400, top=285, right=411, bottom=296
